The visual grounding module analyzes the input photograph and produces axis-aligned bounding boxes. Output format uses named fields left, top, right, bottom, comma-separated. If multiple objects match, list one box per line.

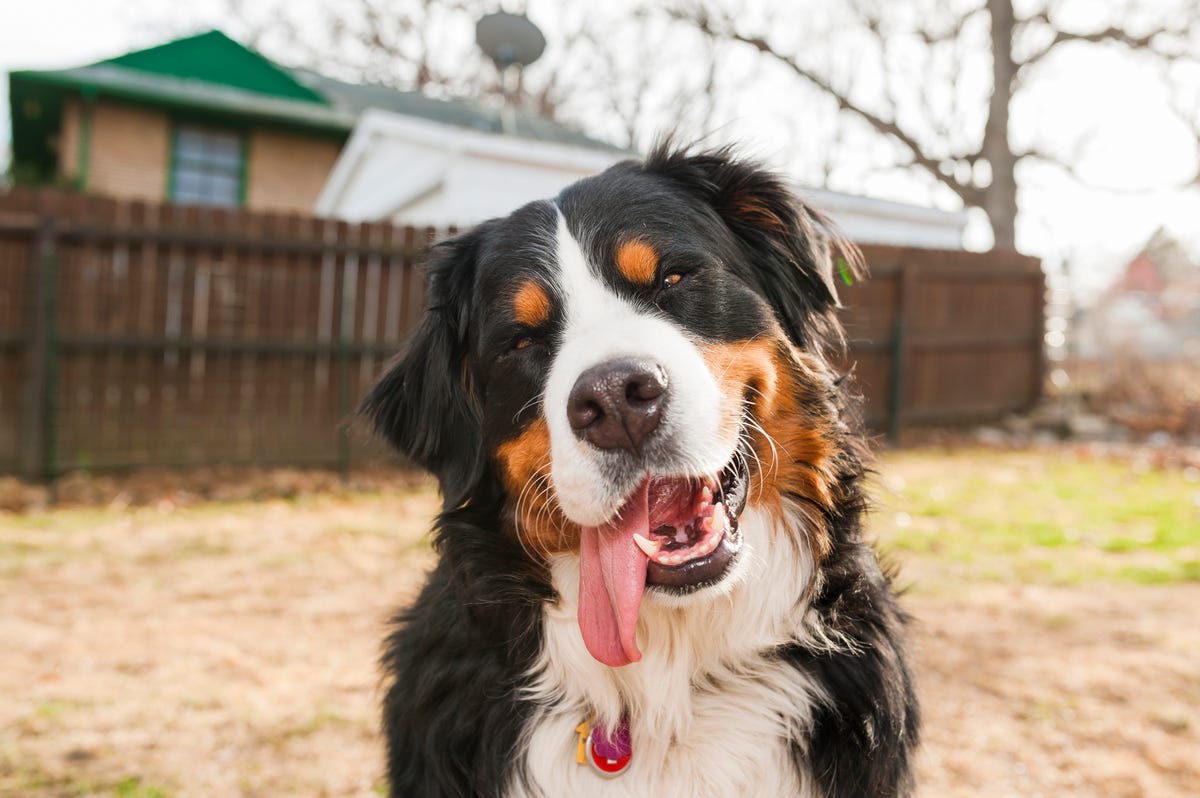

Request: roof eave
left=10, top=68, right=356, bottom=137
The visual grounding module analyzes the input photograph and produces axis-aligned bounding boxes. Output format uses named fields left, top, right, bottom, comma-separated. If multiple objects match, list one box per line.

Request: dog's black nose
left=567, top=359, right=667, bottom=454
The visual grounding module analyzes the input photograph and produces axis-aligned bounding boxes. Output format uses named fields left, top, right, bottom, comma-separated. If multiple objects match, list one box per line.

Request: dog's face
left=363, top=147, right=860, bottom=668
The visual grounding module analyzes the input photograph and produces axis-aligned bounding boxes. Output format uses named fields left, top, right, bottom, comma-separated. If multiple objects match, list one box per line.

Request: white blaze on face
left=543, top=214, right=734, bottom=526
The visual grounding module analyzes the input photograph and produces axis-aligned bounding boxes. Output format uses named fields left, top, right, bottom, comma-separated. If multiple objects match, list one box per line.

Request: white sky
left=3, top=0, right=1199, bottom=300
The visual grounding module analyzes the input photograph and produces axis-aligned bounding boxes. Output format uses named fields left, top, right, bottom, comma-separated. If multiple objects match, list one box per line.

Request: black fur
left=362, top=144, right=918, bottom=797
left=379, top=475, right=553, bottom=795
left=779, top=440, right=920, bottom=798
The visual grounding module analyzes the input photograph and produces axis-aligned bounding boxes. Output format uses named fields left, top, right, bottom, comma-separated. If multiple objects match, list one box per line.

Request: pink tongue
left=578, top=481, right=650, bottom=667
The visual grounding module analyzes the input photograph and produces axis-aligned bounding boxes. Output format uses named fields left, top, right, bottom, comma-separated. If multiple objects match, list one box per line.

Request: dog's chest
left=515, top=689, right=810, bottom=798
left=511, top=518, right=820, bottom=797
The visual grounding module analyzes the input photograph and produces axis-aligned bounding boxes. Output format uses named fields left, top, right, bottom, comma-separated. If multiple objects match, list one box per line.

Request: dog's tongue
left=578, top=481, right=650, bottom=667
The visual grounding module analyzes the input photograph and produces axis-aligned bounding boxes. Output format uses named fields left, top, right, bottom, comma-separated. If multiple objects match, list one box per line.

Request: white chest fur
left=512, top=508, right=824, bottom=798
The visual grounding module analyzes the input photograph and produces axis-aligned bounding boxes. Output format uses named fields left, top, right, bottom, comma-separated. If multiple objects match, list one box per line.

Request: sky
left=3, top=0, right=1199, bottom=301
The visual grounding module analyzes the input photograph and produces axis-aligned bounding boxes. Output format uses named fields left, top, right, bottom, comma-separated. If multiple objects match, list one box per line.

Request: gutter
left=12, top=66, right=357, bottom=137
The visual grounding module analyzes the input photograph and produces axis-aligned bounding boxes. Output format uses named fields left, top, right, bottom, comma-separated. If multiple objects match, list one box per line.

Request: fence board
left=0, top=189, right=1043, bottom=478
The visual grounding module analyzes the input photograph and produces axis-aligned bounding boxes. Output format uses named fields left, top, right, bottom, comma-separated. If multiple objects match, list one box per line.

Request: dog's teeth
left=633, top=533, right=661, bottom=557
left=710, top=503, right=727, bottom=535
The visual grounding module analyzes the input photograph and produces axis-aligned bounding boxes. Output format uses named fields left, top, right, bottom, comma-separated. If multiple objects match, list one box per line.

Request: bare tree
left=674, top=0, right=1200, bottom=250
left=223, top=0, right=729, bottom=152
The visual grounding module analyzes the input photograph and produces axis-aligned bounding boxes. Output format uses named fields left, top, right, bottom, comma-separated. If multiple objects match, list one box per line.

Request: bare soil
left=1, top=486, right=1197, bottom=797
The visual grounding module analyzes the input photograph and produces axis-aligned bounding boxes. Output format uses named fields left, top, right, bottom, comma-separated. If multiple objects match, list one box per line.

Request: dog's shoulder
left=381, top=512, right=552, bottom=797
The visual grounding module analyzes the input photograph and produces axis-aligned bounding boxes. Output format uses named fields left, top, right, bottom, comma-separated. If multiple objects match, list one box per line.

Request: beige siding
left=83, top=102, right=171, bottom=201
left=59, top=98, right=81, bottom=182
left=54, top=97, right=342, bottom=211
left=245, top=130, right=342, bottom=213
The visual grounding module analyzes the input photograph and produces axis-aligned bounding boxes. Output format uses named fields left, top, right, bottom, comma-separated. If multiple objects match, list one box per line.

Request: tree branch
left=1018, top=146, right=1200, bottom=193
left=677, top=7, right=983, bottom=206
left=1018, top=12, right=1194, bottom=74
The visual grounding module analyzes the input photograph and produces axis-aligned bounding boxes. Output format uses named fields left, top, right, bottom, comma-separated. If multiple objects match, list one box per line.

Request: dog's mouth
left=577, top=453, right=749, bottom=668
left=639, top=459, right=747, bottom=592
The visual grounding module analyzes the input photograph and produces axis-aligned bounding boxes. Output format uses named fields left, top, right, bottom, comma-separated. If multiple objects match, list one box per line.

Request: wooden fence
left=837, top=246, right=1044, bottom=437
left=0, top=189, right=1043, bottom=479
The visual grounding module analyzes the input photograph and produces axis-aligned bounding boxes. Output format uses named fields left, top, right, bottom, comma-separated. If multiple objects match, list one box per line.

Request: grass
left=2, top=447, right=1198, bottom=797
left=114, top=778, right=171, bottom=798
left=873, top=448, right=1200, bottom=587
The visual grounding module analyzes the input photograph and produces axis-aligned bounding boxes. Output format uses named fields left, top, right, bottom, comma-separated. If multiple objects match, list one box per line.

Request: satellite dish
left=476, top=11, right=546, bottom=70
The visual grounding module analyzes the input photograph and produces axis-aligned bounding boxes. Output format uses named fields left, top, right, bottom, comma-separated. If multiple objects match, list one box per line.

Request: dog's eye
left=661, top=272, right=685, bottom=289
left=513, top=336, right=534, bottom=351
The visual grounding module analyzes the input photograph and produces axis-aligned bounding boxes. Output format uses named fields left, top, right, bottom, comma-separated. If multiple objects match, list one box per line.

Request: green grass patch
left=873, top=448, right=1200, bottom=586
left=115, top=777, right=171, bottom=798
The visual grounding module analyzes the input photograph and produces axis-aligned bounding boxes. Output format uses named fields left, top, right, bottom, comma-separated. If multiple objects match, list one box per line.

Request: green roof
left=7, top=29, right=618, bottom=186
left=106, top=31, right=325, bottom=104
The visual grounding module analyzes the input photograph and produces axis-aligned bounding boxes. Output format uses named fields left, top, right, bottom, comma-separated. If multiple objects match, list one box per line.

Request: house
left=8, top=30, right=968, bottom=247
left=794, top=187, right=967, bottom=250
left=6, top=30, right=618, bottom=215
left=316, top=113, right=968, bottom=247
left=314, top=109, right=626, bottom=224
left=1074, top=229, right=1200, bottom=358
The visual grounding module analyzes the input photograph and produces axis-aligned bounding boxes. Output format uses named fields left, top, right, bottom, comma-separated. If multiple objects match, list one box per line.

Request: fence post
left=21, top=217, right=58, bottom=482
left=1030, top=268, right=1047, bottom=409
left=337, top=243, right=359, bottom=482
left=886, top=263, right=916, bottom=445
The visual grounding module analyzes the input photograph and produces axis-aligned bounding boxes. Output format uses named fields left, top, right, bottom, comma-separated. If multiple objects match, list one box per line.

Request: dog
left=361, top=144, right=919, bottom=797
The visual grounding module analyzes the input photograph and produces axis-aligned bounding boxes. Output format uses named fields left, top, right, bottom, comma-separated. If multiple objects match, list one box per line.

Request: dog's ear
left=359, top=231, right=484, bottom=508
left=645, top=144, right=864, bottom=353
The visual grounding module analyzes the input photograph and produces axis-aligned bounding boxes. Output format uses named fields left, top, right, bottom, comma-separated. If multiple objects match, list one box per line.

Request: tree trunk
left=984, top=0, right=1019, bottom=250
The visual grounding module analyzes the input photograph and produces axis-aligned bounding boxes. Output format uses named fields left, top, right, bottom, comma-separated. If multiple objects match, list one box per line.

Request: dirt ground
left=1, top=472, right=1198, bottom=797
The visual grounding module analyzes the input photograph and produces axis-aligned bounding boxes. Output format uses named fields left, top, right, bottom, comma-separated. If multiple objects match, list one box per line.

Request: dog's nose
left=567, top=359, right=668, bottom=454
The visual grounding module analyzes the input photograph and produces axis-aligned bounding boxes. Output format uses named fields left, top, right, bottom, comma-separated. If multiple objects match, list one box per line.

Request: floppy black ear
left=359, top=232, right=484, bottom=508
left=644, top=144, right=864, bottom=354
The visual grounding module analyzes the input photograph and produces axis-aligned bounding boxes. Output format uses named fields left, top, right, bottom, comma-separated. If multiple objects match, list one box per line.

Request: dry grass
left=1, top=450, right=1198, bottom=797
left=0, top=489, right=438, bottom=797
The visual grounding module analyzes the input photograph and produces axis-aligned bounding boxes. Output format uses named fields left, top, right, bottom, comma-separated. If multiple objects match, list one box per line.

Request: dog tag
left=582, top=716, right=631, bottom=778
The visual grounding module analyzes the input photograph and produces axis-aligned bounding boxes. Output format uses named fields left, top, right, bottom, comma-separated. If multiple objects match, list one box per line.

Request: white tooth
left=711, top=503, right=727, bottom=535
left=633, top=533, right=661, bottom=557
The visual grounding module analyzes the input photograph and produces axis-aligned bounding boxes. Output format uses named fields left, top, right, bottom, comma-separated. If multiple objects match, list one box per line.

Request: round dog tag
left=585, top=718, right=632, bottom=778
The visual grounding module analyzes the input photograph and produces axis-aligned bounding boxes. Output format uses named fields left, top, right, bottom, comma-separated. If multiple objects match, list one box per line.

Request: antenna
left=476, top=11, right=546, bottom=71
left=475, top=11, right=546, bottom=134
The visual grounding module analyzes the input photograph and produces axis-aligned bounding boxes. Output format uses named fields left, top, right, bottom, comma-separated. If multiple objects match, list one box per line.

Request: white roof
left=798, top=186, right=968, bottom=249
left=314, top=109, right=625, bottom=224
left=316, top=112, right=967, bottom=249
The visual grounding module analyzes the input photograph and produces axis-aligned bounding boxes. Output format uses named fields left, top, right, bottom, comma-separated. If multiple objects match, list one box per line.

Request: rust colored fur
left=615, top=240, right=659, bottom=285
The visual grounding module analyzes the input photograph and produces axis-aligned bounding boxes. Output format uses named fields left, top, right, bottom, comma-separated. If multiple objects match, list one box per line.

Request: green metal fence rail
left=0, top=188, right=1043, bottom=480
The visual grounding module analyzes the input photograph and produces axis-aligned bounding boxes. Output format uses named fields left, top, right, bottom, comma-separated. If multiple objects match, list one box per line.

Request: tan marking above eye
left=616, top=240, right=659, bottom=285
left=513, top=280, right=551, bottom=327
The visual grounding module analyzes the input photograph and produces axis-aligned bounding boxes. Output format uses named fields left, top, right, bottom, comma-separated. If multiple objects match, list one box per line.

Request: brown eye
left=662, top=272, right=684, bottom=288
left=514, top=337, right=533, bottom=351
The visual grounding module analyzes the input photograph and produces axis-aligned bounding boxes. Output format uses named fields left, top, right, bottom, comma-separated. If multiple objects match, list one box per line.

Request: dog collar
left=575, top=715, right=631, bottom=777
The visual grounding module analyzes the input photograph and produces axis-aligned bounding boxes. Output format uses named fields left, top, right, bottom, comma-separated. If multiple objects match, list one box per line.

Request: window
left=170, top=125, right=244, bottom=207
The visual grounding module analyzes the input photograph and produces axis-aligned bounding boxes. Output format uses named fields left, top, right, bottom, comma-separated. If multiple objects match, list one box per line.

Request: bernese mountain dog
left=361, top=144, right=919, bottom=797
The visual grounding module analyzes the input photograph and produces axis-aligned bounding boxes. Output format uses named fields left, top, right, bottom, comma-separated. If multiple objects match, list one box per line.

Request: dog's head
left=362, top=145, right=863, bottom=667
